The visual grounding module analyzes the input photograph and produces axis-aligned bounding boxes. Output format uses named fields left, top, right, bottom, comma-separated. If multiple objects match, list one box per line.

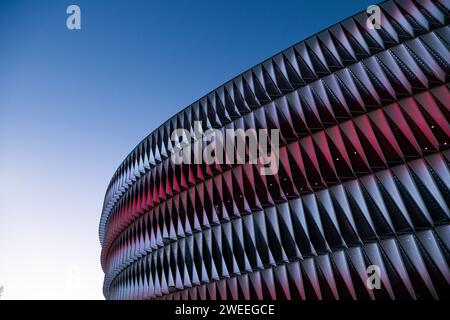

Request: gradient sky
left=0, top=0, right=376, bottom=299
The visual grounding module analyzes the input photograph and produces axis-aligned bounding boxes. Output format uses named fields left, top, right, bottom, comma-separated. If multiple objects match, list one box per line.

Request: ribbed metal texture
left=100, top=0, right=450, bottom=300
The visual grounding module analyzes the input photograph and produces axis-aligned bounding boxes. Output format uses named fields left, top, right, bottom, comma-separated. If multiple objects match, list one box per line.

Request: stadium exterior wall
left=99, top=0, right=450, bottom=300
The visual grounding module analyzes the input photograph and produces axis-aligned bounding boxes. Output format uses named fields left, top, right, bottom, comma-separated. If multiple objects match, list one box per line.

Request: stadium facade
left=100, top=0, right=450, bottom=300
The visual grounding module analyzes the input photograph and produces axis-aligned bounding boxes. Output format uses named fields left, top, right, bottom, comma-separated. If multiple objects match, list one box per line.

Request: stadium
left=99, top=0, right=450, bottom=300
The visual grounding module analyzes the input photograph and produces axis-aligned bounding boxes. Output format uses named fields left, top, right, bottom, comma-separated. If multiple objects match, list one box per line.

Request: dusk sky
left=0, top=0, right=375, bottom=299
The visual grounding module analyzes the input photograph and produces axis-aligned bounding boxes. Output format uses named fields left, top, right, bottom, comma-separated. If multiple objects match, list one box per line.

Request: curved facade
left=100, top=0, right=450, bottom=300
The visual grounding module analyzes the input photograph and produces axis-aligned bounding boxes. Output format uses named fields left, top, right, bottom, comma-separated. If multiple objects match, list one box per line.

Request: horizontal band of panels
left=110, top=227, right=450, bottom=300
left=103, top=152, right=450, bottom=299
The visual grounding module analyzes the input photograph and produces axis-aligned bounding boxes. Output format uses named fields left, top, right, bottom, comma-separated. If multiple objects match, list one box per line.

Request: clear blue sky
left=0, top=0, right=376, bottom=299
